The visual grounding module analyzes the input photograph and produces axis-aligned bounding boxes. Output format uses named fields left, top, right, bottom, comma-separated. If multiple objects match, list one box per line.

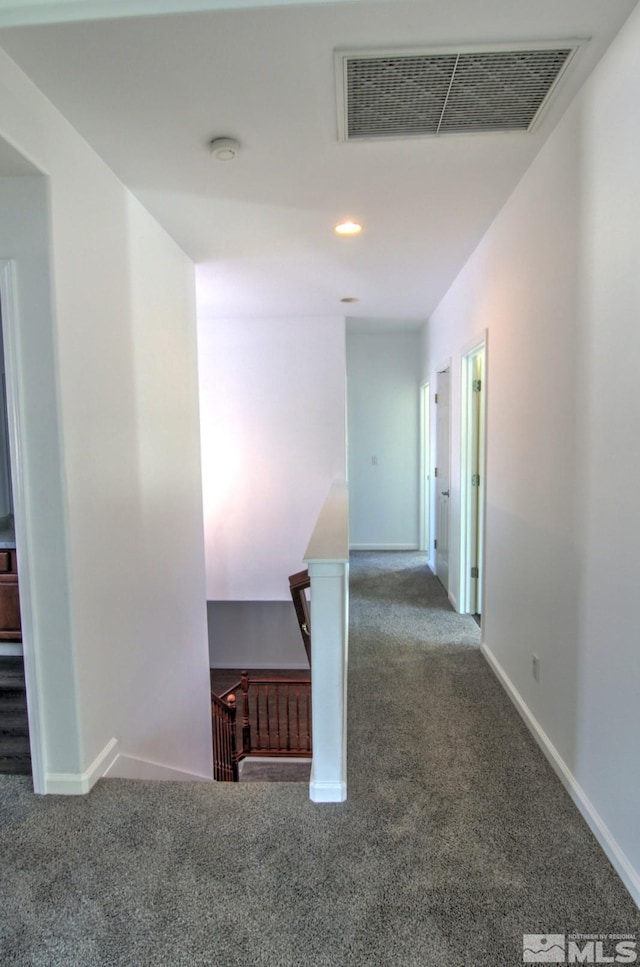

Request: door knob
left=441, top=490, right=450, bottom=497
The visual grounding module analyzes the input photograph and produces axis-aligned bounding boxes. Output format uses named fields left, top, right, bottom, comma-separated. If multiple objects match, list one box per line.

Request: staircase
left=210, top=569, right=313, bottom=782
left=211, top=671, right=312, bottom=782
left=0, top=656, right=31, bottom=775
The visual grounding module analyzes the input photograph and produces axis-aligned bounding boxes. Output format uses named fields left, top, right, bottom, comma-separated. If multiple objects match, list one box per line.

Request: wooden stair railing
left=213, top=671, right=312, bottom=779
left=289, top=569, right=311, bottom=665
left=211, top=691, right=239, bottom=782
left=239, top=671, right=311, bottom=757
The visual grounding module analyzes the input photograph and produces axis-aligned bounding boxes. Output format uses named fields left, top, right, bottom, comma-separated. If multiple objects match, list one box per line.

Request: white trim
left=350, top=543, right=419, bottom=551
left=241, top=756, right=310, bottom=765
left=419, top=381, right=430, bottom=554
left=448, top=591, right=459, bottom=612
left=305, top=481, right=349, bottom=805
left=434, top=359, right=452, bottom=593
left=104, top=752, right=212, bottom=783
left=211, top=662, right=310, bottom=671
left=0, top=642, right=23, bottom=656
left=309, top=778, right=347, bottom=803
left=459, top=335, right=486, bottom=615
left=0, top=260, right=45, bottom=794
left=304, top=479, right=349, bottom=563
left=481, top=643, right=640, bottom=910
left=45, top=737, right=119, bottom=795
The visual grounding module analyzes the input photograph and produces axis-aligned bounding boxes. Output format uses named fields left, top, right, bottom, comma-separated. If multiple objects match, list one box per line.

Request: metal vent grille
left=339, top=45, right=579, bottom=140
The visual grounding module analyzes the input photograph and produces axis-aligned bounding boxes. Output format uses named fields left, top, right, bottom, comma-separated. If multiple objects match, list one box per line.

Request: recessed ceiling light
left=340, top=297, right=359, bottom=303
left=334, top=220, right=362, bottom=236
left=209, top=137, right=241, bottom=161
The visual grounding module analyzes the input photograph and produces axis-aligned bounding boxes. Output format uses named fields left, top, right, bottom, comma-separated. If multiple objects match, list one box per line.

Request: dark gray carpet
left=238, top=757, right=311, bottom=782
left=0, top=552, right=637, bottom=965
left=0, top=657, right=31, bottom=775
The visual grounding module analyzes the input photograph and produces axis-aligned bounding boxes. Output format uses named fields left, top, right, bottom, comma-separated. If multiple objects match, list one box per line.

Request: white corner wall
left=347, top=330, right=421, bottom=549
left=0, top=47, right=212, bottom=787
left=423, top=6, right=640, bottom=906
left=198, top=315, right=346, bottom=601
left=0, top=174, right=80, bottom=779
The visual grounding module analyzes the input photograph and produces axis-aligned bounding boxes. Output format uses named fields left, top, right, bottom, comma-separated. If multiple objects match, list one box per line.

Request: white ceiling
left=0, top=0, right=636, bottom=325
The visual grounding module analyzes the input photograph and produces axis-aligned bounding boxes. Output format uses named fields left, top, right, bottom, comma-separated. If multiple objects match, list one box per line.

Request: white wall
left=198, top=315, right=346, bottom=601
left=423, top=5, right=640, bottom=905
left=347, top=330, right=421, bottom=549
left=0, top=47, right=212, bottom=786
left=0, top=319, right=12, bottom=518
left=207, top=601, right=308, bottom=669
left=0, top=174, right=80, bottom=777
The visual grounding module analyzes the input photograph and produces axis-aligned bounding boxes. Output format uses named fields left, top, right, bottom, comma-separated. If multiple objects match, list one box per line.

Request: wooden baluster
left=213, top=701, right=221, bottom=781
left=222, top=705, right=228, bottom=780
left=255, top=682, right=262, bottom=751
left=306, top=684, right=311, bottom=752
left=211, top=691, right=243, bottom=781
left=275, top=685, right=281, bottom=751
left=225, top=708, right=231, bottom=780
left=295, top=684, right=301, bottom=753
left=265, top=684, right=271, bottom=750
left=285, top=683, right=291, bottom=751
left=227, top=693, right=238, bottom=781
left=219, top=707, right=224, bottom=779
left=212, top=702, right=218, bottom=779
left=218, top=706, right=224, bottom=779
left=241, top=671, right=251, bottom=755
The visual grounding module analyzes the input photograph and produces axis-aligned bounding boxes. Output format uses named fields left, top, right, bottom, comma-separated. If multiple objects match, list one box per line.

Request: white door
left=435, top=369, right=450, bottom=590
left=420, top=383, right=430, bottom=553
left=469, top=350, right=484, bottom=615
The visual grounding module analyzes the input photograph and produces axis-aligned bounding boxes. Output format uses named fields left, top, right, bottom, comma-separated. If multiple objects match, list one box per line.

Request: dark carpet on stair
left=0, top=656, right=31, bottom=776
left=0, top=552, right=637, bottom=966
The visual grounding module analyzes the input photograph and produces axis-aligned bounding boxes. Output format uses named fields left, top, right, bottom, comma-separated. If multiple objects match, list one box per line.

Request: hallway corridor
left=0, top=552, right=637, bottom=965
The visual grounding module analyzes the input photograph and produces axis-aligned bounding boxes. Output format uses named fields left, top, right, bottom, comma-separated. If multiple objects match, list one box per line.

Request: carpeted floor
left=0, top=552, right=637, bottom=966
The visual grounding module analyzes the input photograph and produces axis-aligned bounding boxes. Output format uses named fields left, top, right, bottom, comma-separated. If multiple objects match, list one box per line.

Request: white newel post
left=304, top=480, right=349, bottom=803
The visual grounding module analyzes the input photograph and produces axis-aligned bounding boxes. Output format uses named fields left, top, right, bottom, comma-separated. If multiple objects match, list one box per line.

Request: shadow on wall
left=207, top=600, right=309, bottom=670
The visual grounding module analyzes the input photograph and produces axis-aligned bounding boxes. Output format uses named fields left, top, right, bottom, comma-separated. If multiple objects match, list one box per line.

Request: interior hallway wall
left=0, top=173, right=80, bottom=779
left=0, top=47, right=212, bottom=787
left=347, top=329, right=421, bottom=549
left=198, top=315, right=346, bottom=604
left=422, top=4, right=640, bottom=905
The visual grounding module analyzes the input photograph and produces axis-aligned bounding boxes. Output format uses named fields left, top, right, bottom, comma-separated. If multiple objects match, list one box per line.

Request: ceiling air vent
left=335, top=42, right=583, bottom=141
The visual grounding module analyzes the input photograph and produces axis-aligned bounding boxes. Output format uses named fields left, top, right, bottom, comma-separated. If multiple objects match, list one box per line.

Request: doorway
left=460, top=341, right=486, bottom=619
left=434, top=368, right=450, bottom=591
left=419, top=382, right=430, bottom=555
left=0, top=262, right=41, bottom=787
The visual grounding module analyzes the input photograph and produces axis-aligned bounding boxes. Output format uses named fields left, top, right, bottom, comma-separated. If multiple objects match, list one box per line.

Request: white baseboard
left=309, top=778, right=347, bottom=803
left=448, top=591, right=459, bottom=612
left=45, top=737, right=119, bottom=795
left=104, top=752, right=212, bottom=783
left=349, top=544, right=419, bottom=551
left=211, top=663, right=310, bottom=671
left=481, top=643, right=640, bottom=910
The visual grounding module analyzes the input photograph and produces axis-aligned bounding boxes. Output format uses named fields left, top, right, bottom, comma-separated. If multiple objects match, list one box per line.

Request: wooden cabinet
left=0, top=550, right=20, bottom=641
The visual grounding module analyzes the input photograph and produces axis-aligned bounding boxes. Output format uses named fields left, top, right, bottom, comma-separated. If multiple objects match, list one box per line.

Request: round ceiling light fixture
left=334, top=219, right=362, bottom=236
left=209, top=137, right=241, bottom=161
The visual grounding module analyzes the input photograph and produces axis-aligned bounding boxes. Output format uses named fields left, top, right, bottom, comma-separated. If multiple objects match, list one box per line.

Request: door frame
left=0, top=260, right=45, bottom=793
left=459, top=333, right=487, bottom=618
left=434, top=361, right=451, bottom=590
left=419, top=381, right=430, bottom=555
